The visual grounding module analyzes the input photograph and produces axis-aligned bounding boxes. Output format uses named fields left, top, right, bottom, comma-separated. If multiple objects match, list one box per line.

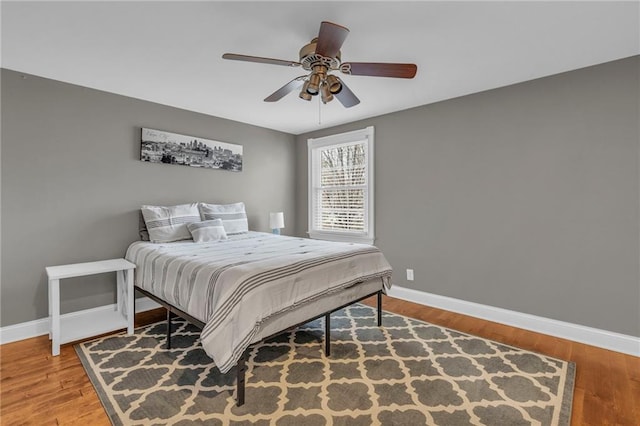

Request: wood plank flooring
left=1, top=296, right=638, bottom=425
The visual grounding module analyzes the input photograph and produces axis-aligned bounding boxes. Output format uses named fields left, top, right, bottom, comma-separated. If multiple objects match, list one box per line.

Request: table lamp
left=269, top=212, right=284, bottom=235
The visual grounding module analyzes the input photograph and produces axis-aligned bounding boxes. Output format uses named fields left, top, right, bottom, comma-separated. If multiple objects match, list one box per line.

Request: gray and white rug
left=76, top=304, right=575, bottom=425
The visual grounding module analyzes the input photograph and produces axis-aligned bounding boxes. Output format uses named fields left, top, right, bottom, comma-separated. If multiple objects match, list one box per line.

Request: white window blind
left=308, top=127, right=374, bottom=244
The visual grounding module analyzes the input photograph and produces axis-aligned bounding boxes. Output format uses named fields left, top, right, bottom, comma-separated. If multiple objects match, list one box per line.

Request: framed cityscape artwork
left=140, top=128, right=243, bottom=172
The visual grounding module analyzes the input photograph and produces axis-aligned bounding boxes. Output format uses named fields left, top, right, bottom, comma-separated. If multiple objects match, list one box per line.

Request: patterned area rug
left=76, top=304, right=574, bottom=425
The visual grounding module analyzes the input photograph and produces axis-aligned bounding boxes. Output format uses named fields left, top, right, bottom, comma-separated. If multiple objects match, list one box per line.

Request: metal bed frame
left=135, top=286, right=383, bottom=406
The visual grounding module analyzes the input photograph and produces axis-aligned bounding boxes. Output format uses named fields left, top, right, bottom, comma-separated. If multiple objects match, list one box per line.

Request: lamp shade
left=269, top=212, right=285, bottom=229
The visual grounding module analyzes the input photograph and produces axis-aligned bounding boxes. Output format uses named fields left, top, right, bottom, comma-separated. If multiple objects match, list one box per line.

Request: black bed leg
left=236, top=351, right=246, bottom=406
left=325, top=313, right=331, bottom=357
left=377, top=290, right=383, bottom=327
left=166, top=309, right=172, bottom=349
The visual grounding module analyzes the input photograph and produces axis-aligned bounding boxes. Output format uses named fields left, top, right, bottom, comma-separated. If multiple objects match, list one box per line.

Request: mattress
left=126, top=232, right=392, bottom=372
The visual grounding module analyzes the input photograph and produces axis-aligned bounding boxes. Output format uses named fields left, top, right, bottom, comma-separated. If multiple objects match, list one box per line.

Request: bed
left=125, top=231, right=393, bottom=405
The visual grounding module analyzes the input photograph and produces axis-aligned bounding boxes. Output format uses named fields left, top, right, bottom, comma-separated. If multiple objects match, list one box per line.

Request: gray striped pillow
left=198, top=202, right=248, bottom=235
left=187, top=219, right=228, bottom=242
left=139, top=210, right=150, bottom=241
left=141, top=203, right=200, bottom=243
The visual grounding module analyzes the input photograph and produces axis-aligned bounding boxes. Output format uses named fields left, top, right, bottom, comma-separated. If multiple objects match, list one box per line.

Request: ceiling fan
left=222, top=21, right=417, bottom=108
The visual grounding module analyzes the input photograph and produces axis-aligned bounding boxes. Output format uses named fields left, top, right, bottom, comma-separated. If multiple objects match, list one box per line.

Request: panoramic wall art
left=141, top=128, right=243, bottom=172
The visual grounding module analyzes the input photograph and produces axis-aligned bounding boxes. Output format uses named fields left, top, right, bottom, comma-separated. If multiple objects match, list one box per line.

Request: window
left=308, top=126, right=374, bottom=244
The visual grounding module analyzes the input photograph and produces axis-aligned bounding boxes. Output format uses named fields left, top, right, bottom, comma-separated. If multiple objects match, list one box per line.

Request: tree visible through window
left=308, top=127, right=374, bottom=244
left=319, top=143, right=366, bottom=231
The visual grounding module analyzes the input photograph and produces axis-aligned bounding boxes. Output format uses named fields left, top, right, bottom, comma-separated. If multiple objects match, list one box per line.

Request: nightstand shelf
left=58, top=307, right=129, bottom=344
left=46, top=258, right=136, bottom=356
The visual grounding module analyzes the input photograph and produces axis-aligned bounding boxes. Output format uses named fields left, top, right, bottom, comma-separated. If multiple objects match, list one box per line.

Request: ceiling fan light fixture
left=299, top=89, right=312, bottom=101
left=326, top=74, right=342, bottom=94
left=299, top=81, right=312, bottom=100
left=321, top=83, right=334, bottom=104
left=307, top=73, right=321, bottom=95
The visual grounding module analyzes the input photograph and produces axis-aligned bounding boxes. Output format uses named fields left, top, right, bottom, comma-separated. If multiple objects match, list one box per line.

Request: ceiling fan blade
left=315, top=21, right=350, bottom=58
left=264, top=76, right=307, bottom=102
left=222, top=53, right=301, bottom=67
left=334, top=78, right=360, bottom=108
left=341, top=62, right=417, bottom=78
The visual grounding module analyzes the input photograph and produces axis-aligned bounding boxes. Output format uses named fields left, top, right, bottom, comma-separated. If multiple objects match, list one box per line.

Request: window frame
left=307, top=126, right=375, bottom=245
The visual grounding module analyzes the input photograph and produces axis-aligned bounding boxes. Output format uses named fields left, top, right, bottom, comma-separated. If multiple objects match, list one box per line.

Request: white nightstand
left=46, top=258, right=136, bottom=356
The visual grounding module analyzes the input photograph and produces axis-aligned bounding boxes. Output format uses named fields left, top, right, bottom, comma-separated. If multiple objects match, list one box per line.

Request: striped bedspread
left=125, top=232, right=393, bottom=373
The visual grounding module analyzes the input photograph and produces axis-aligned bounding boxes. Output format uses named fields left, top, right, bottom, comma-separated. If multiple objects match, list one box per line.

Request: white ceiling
left=2, top=1, right=638, bottom=135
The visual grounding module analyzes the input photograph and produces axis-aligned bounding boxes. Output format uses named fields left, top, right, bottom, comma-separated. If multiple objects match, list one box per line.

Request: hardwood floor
left=362, top=297, right=640, bottom=426
left=1, top=296, right=638, bottom=425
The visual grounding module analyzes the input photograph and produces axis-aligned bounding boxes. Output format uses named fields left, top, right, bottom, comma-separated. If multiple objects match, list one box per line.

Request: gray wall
left=296, top=56, right=640, bottom=337
left=1, top=69, right=297, bottom=327
left=3, top=56, right=639, bottom=337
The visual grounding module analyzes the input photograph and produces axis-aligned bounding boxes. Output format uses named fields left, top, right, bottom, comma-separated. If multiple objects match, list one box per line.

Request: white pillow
left=187, top=219, right=228, bottom=243
left=198, top=202, right=248, bottom=235
left=141, top=203, right=200, bottom=243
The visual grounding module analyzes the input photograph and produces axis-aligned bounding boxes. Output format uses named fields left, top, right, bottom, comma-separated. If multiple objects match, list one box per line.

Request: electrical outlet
left=406, top=269, right=414, bottom=281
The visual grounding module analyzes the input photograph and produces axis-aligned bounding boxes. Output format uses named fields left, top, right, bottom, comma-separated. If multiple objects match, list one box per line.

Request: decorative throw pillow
left=187, top=219, right=228, bottom=243
left=198, top=202, right=248, bottom=235
left=141, top=203, right=200, bottom=243
left=139, top=210, right=150, bottom=241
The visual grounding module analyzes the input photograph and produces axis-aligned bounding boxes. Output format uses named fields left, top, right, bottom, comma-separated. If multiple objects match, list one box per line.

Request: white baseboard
left=4, top=289, right=638, bottom=357
left=0, top=297, right=161, bottom=345
left=388, top=286, right=640, bottom=357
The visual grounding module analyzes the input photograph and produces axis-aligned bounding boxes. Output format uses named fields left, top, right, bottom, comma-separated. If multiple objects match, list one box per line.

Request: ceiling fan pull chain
left=318, top=94, right=322, bottom=125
